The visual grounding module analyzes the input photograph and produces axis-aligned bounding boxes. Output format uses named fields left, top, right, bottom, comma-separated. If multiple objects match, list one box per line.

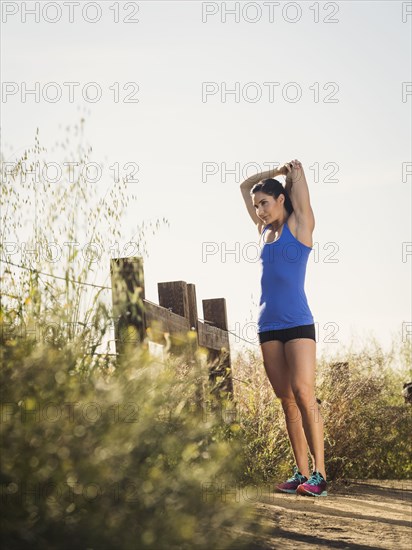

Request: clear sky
left=1, top=1, right=411, bottom=362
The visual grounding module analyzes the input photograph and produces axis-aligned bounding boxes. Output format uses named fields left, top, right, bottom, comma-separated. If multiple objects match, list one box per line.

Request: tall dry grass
left=230, top=335, right=412, bottom=483
left=1, top=120, right=168, bottom=364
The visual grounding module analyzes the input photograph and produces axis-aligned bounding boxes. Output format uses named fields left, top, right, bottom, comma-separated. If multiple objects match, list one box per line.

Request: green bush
left=0, top=337, right=266, bottom=550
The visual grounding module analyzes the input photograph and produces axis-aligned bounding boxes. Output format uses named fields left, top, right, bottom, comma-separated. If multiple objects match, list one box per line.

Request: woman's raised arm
left=239, top=165, right=287, bottom=190
left=239, top=164, right=289, bottom=229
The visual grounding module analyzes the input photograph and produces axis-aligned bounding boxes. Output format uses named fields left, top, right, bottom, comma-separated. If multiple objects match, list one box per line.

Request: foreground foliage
left=1, top=338, right=265, bottom=550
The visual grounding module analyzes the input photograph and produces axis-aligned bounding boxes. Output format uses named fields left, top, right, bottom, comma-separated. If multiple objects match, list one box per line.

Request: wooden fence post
left=157, top=281, right=204, bottom=405
left=157, top=280, right=192, bottom=354
left=187, top=283, right=198, bottom=331
left=186, top=283, right=205, bottom=409
left=202, top=298, right=233, bottom=401
left=110, top=257, right=146, bottom=356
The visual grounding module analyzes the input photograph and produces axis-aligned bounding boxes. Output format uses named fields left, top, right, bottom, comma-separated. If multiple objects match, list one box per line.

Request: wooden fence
left=110, top=257, right=233, bottom=402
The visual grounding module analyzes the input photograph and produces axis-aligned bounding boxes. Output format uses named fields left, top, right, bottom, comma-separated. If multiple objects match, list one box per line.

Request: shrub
left=317, top=337, right=412, bottom=479
left=0, top=336, right=266, bottom=550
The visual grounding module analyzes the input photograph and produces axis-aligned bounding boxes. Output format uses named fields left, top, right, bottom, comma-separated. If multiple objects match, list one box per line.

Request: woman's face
left=252, top=191, right=283, bottom=224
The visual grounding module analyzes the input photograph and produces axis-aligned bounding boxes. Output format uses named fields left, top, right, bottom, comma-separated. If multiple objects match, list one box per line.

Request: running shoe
left=275, top=466, right=308, bottom=494
left=297, top=470, right=327, bottom=497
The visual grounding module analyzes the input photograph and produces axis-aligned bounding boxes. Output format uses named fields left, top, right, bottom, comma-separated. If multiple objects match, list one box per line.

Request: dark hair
left=250, top=178, right=294, bottom=215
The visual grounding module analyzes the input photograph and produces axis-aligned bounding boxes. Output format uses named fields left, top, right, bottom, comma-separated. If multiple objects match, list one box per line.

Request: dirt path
left=238, top=479, right=412, bottom=549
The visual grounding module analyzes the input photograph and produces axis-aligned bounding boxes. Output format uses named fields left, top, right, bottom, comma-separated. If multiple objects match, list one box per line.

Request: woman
left=240, top=159, right=327, bottom=497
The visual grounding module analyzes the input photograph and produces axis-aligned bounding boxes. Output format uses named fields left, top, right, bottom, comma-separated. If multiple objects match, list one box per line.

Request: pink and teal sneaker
left=297, top=470, right=328, bottom=497
left=275, top=466, right=308, bottom=494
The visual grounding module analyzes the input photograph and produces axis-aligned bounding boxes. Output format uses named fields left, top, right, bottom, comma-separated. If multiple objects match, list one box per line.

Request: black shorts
left=258, top=323, right=316, bottom=345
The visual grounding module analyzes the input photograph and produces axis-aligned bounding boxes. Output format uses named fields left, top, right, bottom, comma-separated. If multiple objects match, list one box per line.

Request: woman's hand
left=284, top=159, right=303, bottom=182
left=279, top=161, right=291, bottom=176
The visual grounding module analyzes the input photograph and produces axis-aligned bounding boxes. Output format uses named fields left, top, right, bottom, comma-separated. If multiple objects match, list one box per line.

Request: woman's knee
left=279, top=396, right=301, bottom=421
left=292, top=386, right=316, bottom=408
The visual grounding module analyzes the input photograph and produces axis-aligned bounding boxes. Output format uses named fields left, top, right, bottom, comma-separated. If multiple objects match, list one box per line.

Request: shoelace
left=287, top=466, right=306, bottom=483
left=306, top=471, right=324, bottom=486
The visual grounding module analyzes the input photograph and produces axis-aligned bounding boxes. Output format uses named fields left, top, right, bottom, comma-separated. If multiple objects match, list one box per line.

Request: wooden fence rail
left=110, top=257, right=233, bottom=401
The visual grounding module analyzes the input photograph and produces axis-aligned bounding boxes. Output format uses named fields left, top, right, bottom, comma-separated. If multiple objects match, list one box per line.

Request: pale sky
left=1, top=1, right=411, bottom=362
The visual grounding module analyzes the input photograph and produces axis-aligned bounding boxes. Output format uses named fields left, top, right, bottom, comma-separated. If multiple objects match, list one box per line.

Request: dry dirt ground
left=237, top=479, right=412, bottom=550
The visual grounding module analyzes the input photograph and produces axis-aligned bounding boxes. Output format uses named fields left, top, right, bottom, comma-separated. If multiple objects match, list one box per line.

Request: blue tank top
left=258, top=220, right=314, bottom=332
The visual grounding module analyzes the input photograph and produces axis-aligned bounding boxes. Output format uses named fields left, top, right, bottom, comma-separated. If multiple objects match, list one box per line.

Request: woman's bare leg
left=280, top=398, right=311, bottom=478
left=284, top=338, right=326, bottom=479
left=260, top=340, right=310, bottom=478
